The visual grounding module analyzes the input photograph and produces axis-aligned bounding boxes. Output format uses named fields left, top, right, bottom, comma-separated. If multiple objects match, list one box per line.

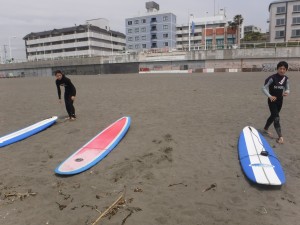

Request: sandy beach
left=0, top=72, right=299, bottom=225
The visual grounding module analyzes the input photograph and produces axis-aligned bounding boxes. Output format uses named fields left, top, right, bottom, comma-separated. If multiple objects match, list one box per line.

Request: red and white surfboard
left=55, top=117, right=131, bottom=175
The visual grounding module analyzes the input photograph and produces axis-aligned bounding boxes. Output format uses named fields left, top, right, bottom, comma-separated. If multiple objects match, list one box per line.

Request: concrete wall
left=1, top=47, right=300, bottom=77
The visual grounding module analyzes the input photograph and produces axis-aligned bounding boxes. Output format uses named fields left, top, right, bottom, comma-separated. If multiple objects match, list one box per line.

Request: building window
left=293, top=5, right=300, bottom=12
left=292, top=17, right=300, bottom=24
left=135, top=44, right=139, bottom=49
left=275, top=30, right=285, bottom=38
left=135, top=28, right=139, bottom=33
left=164, top=42, right=169, bottom=46
left=128, top=21, right=132, bottom=25
left=128, top=37, right=133, bottom=41
left=163, top=33, right=169, bottom=38
left=52, top=41, right=62, bottom=45
left=77, top=38, right=88, bottom=42
left=141, top=19, right=146, bottom=23
left=64, top=39, right=75, bottom=43
left=77, top=46, right=89, bottom=51
left=63, top=31, right=74, bottom=35
left=206, top=40, right=213, bottom=47
left=276, top=18, right=285, bottom=26
left=227, top=38, right=235, bottom=44
left=151, top=26, right=157, bottom=31
left=163, top=16, right=168, bottom=21
left=135, top=36, right=139, bottom=41
left=134, top=20, right=139, bottom=24
left=276, top=6, right=286, bottom=14
left=141, top=35, right=146, bottom=40
left=65, top=48, right=76, bottom=52
left=216, top=39, right=224, bottom=49
left=151, top=17, right=157, bottom=23
left=128, top=29, right=132, bottom=33
left=163, top=25, right=168, bottom=30
left=216, top=39, right=224, bottom=45
left=142, top=44, right=146, bottom=48
left=151, top=43, right=157, bottom=48
left=292, top=29, right=300, bottom=37
left=128, top=45, right=133, bottom=49
left=141, top=27, right=146, bottom=32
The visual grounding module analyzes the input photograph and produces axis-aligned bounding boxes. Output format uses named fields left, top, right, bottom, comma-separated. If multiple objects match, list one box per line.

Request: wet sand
left=0, top=72, right=299, bottom=225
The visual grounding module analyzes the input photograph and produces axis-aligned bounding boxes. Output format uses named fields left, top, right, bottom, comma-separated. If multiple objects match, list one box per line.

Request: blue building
left=125, top=2, right=176, bottom=52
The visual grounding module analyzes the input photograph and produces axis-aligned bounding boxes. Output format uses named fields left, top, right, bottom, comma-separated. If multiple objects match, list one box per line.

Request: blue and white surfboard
left=0, top=116, right=58, bottom=148
left=238, top=126, right=285, bottom=185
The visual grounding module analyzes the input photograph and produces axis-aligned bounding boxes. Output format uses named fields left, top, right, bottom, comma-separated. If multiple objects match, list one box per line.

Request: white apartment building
left=269, top=0, right=300, bottom=42
left=176, top=10, right=241, bottom=50
left=244, top=25, right=262, bottom=34
left=23, top=18, right=126, bottom=61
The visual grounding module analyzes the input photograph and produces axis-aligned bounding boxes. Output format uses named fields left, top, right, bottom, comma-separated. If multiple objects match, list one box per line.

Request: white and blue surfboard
left=238, top=126, right=285, bottom=185
left=0, top=116, right=58, bottom=148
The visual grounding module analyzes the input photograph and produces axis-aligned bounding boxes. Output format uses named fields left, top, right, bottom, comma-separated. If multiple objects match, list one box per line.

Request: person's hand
left=71, top=96, right=75, bottom=101
left=283, top=92, right=289, bottom=97
left=269, top=96, right=277, bottom=102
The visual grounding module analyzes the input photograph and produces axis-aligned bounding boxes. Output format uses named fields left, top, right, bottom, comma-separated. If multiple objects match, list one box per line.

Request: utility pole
left=3, top=45, right=7, bottom=63
left=8, top=36, right=17, bottom=62
left=214, top=0, right=215, bottom=16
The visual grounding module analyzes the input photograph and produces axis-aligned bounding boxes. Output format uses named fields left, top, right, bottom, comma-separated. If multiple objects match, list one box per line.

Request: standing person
left=262, top=61, right=290, bottom=144
left=55, top=70, right=77, bottom=120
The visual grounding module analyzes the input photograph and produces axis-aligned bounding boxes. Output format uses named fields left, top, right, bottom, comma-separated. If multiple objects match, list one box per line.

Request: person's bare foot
left=263, top=129, right=273, bottom=138
left=276, top=137, right=284, bottom=144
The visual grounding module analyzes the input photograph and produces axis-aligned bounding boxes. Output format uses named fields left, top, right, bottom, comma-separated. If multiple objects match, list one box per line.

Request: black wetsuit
left=262, top=73, right=289, bottom=137
left=56, top=76, right=77, bottom=118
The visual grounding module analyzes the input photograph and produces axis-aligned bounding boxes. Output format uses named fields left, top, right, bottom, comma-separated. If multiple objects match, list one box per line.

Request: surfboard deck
left=55, top=116, right=131, bottom=175
left=238, top=126, right=285, bottom=185
left=0, top=116, right=58, bottom=148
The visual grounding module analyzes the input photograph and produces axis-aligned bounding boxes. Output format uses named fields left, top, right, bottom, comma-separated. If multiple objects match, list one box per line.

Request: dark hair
left=54, top=70, right=64, bottom=76
left=277, top=61, right=288, bottom=70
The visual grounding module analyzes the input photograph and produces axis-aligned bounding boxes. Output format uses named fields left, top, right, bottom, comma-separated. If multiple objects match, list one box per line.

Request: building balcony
left=176, top=36, right=202, bottom=42
left=176, top=28, right=202, bottom=34
left=27, top=50, right=90, bottom=61
left=26, top=33, right=88, bottom=45
left=27, top=41, right=89, bottom=53
left=26, top=40, right=123, bottom=53
left=26, top=32, right=126, bottom=46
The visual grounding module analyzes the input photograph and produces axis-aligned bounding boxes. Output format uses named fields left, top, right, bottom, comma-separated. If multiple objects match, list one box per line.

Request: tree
left=243, top=32, right=265, bottom=42
left=228, top=14, right=244, bottom=46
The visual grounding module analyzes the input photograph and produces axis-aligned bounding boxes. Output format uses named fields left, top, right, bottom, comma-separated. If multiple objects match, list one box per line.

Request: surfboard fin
left=260, top=151, right=269, bottom=156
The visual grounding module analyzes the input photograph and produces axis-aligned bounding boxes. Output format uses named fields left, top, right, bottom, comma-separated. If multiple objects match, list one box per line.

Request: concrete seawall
left=1, top=47, right=300, bottom=77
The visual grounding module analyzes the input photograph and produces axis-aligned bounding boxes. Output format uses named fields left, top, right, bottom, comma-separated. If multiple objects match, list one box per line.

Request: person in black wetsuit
left=262, top=61, right=290, bottom=144
left=55, top=70, right=77, bottom=120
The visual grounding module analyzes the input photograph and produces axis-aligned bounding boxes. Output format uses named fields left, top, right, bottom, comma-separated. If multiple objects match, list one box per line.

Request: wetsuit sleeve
left=262, top=78, right=273, bottom=97
left=56, top=81, right=61, bottom=99
left=284, top=79, right=290, bottom=94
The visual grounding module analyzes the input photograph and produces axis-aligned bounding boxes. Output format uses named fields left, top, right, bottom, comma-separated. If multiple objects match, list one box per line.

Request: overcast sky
left=0, top=0, right=273, bottom=60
